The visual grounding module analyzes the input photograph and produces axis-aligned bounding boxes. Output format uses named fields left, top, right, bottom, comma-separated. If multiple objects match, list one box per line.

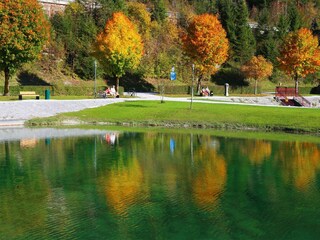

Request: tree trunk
left=254, top=79, right=257, bottom=95
left=4, top=67, right=10, bottom=96
left=116, top=77, right=119, bottom=93
left=196, top=74, right=203, bottom=95
left=294, top=74, right=299, bottom=96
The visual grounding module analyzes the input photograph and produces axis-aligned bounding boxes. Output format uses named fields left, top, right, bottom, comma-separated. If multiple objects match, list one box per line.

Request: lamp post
left=190, top=64, right=194, bottom=110
left=94, top=60, right=97, bottom=99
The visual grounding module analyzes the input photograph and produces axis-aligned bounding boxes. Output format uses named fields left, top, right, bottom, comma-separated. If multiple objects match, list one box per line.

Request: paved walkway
left=0, top=93, right=319, bottom=126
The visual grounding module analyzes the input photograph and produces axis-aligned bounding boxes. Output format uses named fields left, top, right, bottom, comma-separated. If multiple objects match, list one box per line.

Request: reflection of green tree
left=218, top=137, right=320, bottom=239
left=0, top=141, right=49, bottom=238
left=0, top=137, right=106, bottom=239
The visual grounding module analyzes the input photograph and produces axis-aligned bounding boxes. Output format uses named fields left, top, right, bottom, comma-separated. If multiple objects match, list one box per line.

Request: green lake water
left=1, top=129, right=320, bottom=240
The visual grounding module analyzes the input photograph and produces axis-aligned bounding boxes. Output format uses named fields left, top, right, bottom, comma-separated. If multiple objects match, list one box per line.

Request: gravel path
left=0, top=93, right=319, bottom=126
left=0, top=98, right=124, bottom=126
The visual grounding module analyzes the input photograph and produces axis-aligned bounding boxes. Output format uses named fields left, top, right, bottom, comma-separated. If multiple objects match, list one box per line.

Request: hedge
left=158, top=85, right=262, bottom=95
left=0, top=85, right=125, bottom=96
left=0, top=85, right=317, bottom=96
left=157, top=85, right=319, bottom=95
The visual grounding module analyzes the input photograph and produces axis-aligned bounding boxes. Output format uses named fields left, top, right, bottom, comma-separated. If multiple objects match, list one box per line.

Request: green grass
left=29, top=100, right=320, bottom=133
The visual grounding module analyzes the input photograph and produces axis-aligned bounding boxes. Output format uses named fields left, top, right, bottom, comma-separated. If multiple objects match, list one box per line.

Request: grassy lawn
left=31, top=100, right=320, bottom=133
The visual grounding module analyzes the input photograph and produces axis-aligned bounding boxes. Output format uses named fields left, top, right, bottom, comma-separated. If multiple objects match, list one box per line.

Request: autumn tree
left=127, top=2, right=152, bottom=42
left=0, top=0, right=50, bottom=96
left=182, top=13, right=229, bottom=92
left=93, top=12, right=144, bottom=91
left=89, top=0, right=127, bottom=29
left=241, top=55, right=273, bottom=94
left=278, top=28, right=320, bottom=94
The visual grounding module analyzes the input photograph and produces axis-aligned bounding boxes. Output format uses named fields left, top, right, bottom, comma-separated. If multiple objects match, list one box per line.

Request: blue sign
left=170, top=71, right=176, bottom=81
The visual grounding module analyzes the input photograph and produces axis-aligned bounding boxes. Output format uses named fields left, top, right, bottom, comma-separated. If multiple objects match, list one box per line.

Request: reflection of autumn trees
left=192, top=137, right=226, bottom=208
left=114, top=133, right=227, bottom=209
left=276, top=142, right=320, bottom=190
left=102, top=157, right=144, bottom=214
left=240, top=140, right=272, bottom=165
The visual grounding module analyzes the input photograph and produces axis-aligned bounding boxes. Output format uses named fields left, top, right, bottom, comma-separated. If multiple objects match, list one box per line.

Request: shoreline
left=1, top=94, right=320, bottom=133
left=26, top=118, right=320, bottom=135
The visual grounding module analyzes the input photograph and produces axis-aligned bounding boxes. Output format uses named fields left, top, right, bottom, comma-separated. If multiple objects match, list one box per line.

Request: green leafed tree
left=217, top=0, right=237, bottom=55
left=217, top=0, right=255, bottom=63
left=51, top=2, right=98, bottom=79
left=0, top=0, right=50, bottom=96
left=93, top=12, right=144, bottom=91
left=152, top=0, right=167, bottom=22
left=234, top=0, right=256, bottom=63
left=288, top=3, right=302, bottom=31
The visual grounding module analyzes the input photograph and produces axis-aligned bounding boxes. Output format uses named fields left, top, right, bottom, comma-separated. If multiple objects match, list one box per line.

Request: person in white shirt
left=110, top=85, right=116, bottom=97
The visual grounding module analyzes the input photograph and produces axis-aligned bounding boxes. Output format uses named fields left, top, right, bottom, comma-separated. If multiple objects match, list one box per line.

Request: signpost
left=94, top=60, right=97, bottom=98
left=190, top=64, right=194, bottom=110
left=170, top=66, right=176, bottom=81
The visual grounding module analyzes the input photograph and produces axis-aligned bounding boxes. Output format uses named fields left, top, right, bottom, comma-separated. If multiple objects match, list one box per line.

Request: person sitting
left=205, top=86, right=211, bottom=96
left=104, top=87, right=111, bottom=98
left=110, top=85, right=117, bottom=97
left=200, top=87, right=207, bottom=96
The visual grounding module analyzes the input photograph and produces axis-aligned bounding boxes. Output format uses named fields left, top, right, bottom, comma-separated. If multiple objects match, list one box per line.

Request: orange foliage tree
left=102, top=157, right=144, bottom=214
left=93, top=12, right=144, bottom=92
left=240, top=55, right=273, bottom=94
left=0, top=0, right=50, bottom=96
left=278, top=28, right=320, bottom=94
left=182, top=14, right=229, bottom=92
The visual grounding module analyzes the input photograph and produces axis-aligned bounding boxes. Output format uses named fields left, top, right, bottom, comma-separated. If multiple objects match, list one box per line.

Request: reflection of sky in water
left=0, top=127, right=119, bottom=142
left=0, top=130, right=320, bottom=239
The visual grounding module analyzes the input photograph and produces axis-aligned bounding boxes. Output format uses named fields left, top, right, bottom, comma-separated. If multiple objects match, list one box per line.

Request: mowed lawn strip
left=57, top=101, right=320, bottom=131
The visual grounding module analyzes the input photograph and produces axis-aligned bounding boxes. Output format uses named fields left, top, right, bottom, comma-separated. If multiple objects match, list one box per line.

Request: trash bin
left=225, top=83, right=229, bottom=97
left=45, top=89, right=50, bottom=100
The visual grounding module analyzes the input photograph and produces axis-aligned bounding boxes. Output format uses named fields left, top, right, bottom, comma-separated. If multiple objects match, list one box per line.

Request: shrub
left=0, top=85, right=125, bottom=96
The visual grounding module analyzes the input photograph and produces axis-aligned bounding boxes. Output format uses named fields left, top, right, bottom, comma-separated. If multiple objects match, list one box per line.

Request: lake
left=0, top=128, right=320, bottom=239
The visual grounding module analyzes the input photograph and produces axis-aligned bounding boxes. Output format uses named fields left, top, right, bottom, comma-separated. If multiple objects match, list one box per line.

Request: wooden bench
left=19, top=91, right=40, bottom=100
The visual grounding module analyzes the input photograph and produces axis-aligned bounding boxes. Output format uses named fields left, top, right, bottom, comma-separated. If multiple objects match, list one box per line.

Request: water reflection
left=240, top=140, right=272, bottom=164
left=0, top=129, right=320, bottom=239
left=102, top=157, right=144, bottom=215
left=275, top=142, right=320, bottom=190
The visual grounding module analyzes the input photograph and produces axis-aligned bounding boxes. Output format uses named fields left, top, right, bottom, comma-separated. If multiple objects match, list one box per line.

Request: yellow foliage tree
left=241, top=55, right=273, bottom=94
left=278, top=28, right=320, bottom=94
left=93, top=12, right=144, bottom=91
left=182, top=14, right=229, bottom=92
left=127, top=2, right=151, bottom=41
